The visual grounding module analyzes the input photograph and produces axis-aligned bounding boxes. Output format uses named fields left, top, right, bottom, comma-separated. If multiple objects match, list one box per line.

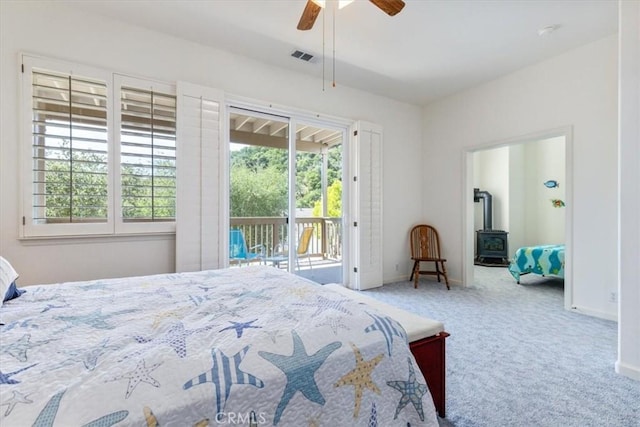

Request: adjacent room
left=1, top=1, right=638, bottom=426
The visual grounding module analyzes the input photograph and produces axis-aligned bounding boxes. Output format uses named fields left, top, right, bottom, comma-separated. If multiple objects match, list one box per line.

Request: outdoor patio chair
left=266, top=226, right=314, bottom=270
left=229, top=229, right=265, bottom=266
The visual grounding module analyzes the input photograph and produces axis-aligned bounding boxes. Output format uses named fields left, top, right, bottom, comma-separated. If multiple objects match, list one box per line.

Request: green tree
left=43, top=145, right=108, bottom=221
left=312, top=180, right=342, bottom=217
left=229, top=143, right=342, bottom=217
left=230, top=165, right=287, bottom=217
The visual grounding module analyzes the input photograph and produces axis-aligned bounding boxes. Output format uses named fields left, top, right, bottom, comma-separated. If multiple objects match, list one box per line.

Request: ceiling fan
left=297, top=0, right=406, bottom=30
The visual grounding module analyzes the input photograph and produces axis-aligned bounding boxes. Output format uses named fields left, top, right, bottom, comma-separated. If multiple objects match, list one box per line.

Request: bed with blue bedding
left=0, top=265, right=439, bottom=426
left=508, top=244, right=565, bottom=284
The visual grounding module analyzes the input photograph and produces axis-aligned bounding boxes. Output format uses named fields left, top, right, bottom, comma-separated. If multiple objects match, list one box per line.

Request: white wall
left=422, top=35, right=618, bottom=319
left=522, top=137, right=566, bottom=245
left=508, top=143, right=527, bottom=254
left=616, top=0, right=640, bottom=381
left=0, top=2, right=423, bottom=285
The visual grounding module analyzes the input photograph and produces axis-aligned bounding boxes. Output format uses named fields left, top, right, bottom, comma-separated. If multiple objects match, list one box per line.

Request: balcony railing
left=230, top=217, right=342, bottom=260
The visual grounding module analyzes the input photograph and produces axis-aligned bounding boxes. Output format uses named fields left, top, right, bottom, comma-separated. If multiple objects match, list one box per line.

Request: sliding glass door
left=228, top=108, right=289, bottom=268
left=228, top=107, right=344, bottom=284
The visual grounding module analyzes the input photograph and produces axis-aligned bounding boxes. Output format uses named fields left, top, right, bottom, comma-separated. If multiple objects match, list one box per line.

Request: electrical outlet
left=609, top=291, right=618, bottom=303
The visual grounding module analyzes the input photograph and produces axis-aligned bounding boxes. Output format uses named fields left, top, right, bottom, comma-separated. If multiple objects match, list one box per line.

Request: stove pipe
left=474, top=188, right=493, bottom=230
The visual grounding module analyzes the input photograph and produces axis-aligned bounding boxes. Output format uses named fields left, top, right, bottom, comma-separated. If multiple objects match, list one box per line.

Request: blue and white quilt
left=0, top=266, right=438, bottom=426
left=508, top=244, right=565, bottom=283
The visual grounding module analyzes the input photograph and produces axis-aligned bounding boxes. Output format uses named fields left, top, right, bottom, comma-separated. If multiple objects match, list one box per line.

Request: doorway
left=227, top=107, right=345, bottom=284
left=463, top=128, right=573, bottom=310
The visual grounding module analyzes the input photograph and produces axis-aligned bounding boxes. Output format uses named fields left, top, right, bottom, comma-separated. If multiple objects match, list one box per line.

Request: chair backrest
left=229, top=229, right=248, bottom=259
left=410, top=224, right=443, bottom=259
left=297, top=227, right=314, bottom=255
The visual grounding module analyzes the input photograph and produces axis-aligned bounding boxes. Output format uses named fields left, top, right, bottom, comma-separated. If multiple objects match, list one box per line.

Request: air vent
left=291, top=49, right=315, bottom=62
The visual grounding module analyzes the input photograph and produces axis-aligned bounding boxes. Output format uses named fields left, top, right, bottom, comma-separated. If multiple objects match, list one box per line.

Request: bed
left=508, top=244, right=565, bottom=284
left=0, top=265, right=440, bottom=426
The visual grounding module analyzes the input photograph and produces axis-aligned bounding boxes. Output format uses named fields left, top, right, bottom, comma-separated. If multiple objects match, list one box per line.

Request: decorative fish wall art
left=551, top=199, right=565, bottom=208
left=544, top=180, right=560, bottom=188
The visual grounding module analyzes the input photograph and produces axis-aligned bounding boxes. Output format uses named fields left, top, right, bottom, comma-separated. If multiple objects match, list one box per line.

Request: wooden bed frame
left=410, top=332, right=449, bottom=418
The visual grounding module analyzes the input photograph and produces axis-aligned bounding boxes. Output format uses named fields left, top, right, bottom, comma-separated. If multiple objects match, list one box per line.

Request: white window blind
left=31, top=69, right=109, bottom=224
left=120, top=86, right=176, bottom=223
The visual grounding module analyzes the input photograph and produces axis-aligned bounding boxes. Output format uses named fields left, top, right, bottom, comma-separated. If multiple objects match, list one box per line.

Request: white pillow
left=0, top=256, right=20, bottom=306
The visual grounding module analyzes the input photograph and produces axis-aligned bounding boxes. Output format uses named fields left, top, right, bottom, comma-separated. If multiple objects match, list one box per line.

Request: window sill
left=18, top=232, right=176, bottom=246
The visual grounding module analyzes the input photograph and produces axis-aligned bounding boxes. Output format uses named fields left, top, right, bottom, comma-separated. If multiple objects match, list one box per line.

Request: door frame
left=462, top=126, right=574, bottom=311
left=224, top=95, right=352, bottom=283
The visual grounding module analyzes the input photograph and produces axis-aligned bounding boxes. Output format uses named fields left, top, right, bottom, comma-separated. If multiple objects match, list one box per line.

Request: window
left=21, top=55, right=176, bottom=237
left=117, top=76, right=176, bottom=231
left=31, top=69, right=109, bottom=225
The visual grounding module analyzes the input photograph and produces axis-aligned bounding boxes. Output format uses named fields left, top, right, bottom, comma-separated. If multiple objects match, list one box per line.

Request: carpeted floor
left=360, top=266, right=640, bottom=427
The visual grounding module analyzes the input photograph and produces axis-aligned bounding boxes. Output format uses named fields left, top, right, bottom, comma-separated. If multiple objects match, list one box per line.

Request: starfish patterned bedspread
left=508, top=244, right=565, bottom=283
left=0, top=266, right=438, bottom=426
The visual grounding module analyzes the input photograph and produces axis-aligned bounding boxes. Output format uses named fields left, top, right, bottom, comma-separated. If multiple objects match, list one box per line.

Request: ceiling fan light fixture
left=311, top=0, right=354, bottom=9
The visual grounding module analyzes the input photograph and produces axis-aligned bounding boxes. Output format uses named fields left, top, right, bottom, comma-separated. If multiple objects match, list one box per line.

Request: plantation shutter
left=350, top=121, right=383, bottom=290
left=175, top=82, right=224, bottom=272
left=119, top=85, right=176, bottom=224
left=22, top=56, right=113, bottom=237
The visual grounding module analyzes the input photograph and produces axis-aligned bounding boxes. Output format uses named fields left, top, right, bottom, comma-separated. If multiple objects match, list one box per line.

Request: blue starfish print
left=131, top=321, right=214, bottom=359
left=56, top=308, right=138, bottom=331
left=364, top=312, right=406, bottom=356
left=61, top=338, right=119, bottom=370
left=0, top=364, right=37, bottom=384
left=30, top=389, right=129, bottom=426
left=220, top=319, right=262, bottom=338
left=259, top=330, right=342, bottom=425
left=1, top=318, right=39, bottom=331
left=368, top=402, right=378, bottom=427
left=189, top=293, right=216, bottom=306
left=386, top=358, right=428, bottom=421
left=32, top=390, right=65, bottom=426
left=184, top=346, right=264, bottom=415
left=293, top=295, right=353, bottom=317
left=1, top=333, right=50, bottom=362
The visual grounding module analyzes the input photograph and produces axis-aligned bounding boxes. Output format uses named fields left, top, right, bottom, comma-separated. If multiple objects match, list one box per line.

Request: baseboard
left=615, top=360, right=640, bottom=381
left=570, top=305, right=617, bottom=322
left=384, top=275, right=462, bottom=287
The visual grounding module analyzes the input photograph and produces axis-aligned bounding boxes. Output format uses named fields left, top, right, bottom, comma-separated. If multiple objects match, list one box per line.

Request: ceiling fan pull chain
left=322, top=5, right=326, bottom=91
left=333, top=1, right=336, bottom=87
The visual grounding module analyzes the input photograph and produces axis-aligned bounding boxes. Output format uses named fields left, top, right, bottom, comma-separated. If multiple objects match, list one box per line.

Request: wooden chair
left=410, top=224, right=450, bottom=289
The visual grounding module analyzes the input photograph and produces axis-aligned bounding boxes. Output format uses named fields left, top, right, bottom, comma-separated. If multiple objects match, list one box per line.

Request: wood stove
left=474, top=188, right=509, bottom=264
left=476, top=230, right=509, bottom=263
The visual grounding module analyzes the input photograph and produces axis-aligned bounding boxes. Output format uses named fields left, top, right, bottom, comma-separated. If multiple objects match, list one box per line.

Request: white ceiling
left=66, top=0, right=618, bottom=106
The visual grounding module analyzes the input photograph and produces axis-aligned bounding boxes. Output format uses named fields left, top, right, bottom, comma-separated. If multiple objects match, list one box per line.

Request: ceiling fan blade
left=297, top=0, right=322, bottom=31
left=369, top=0, right=405, bottom=16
